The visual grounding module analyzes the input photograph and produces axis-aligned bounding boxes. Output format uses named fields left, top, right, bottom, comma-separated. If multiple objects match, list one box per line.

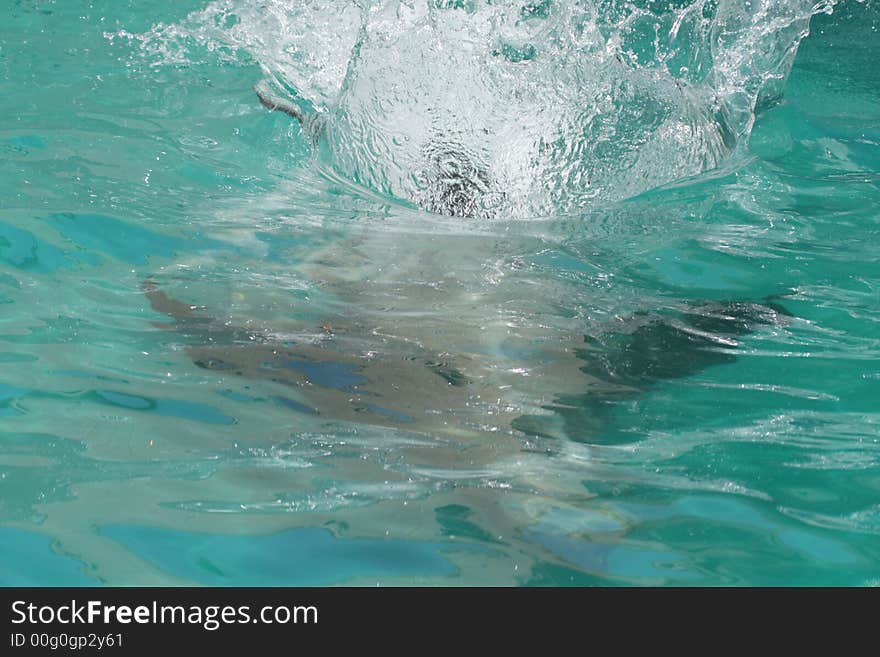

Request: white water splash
left=118, top=0, right=838, bottom=215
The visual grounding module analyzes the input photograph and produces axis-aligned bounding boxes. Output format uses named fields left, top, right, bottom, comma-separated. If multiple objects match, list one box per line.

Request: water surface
left=1, top=0, right=879, bottom=585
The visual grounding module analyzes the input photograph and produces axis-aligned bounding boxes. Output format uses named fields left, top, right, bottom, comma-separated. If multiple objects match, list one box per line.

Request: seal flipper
left=254, top=83, right=306, bottom=125
left=142, top=278, right=205, bottom=321
left=513, top=299, right=794, bottom=444
left=141, top=279, right=255, bottom=343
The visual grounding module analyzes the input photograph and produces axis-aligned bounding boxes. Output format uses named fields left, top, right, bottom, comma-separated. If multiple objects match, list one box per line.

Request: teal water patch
left=0, top=528, right=96, bottom=586
left=635, top=243, right=761, bottom=293
left=520, top=493, right=866, bottom=585
left=1, top=134, right=46, bottom=152
left=4, top=135, right=46, bottom=149
left=154, top=399, right=236, bottom=426
left=42, top=213, right=220, bottom=265
left=95, top=390, right=151, bottom=410
left=0, top=432, right=89, bottom=521
left=55, top=369, right=129, bottom=384
left=272, top=395, right=317, bottom=415
left=94, top=390, right=235, bottom=425
left=524, top=528, right=699, bottom=583
left=280, top=359, right=368, bottom=391
left=361, top=403, right=413, bottom=424
left=0, top=406, right=25, bottom=418
left=219, top=389, right=256, bottom=403
left=523, top=561, right=610, bottom=587
left=177, top=162, right=257, bottom=190
left=0, top=352, right=38, bottom=364
left=101, top=525, right=466, bottom=585
left=0, top=383, right=28, bottom=416
left=0, top=220, right=69, bottom=272
left=0, top=135, right=46, bottom=158
left=434, top=504, right=503, bottom=545
left=619, top=496, right=859, bottom=566
left=0, top=383, right=29, bottom=401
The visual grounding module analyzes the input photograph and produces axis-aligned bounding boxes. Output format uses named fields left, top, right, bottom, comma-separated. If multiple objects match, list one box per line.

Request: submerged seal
left=143, top=277, right=791, bottom=443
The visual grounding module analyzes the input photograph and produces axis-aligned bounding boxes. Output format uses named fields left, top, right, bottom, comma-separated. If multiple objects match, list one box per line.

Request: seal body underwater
left=143, top=277, right=792, bottom=444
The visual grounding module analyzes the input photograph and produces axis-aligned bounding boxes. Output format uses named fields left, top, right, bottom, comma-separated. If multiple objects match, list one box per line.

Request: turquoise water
left=1, top=0, right=879, bottom=585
